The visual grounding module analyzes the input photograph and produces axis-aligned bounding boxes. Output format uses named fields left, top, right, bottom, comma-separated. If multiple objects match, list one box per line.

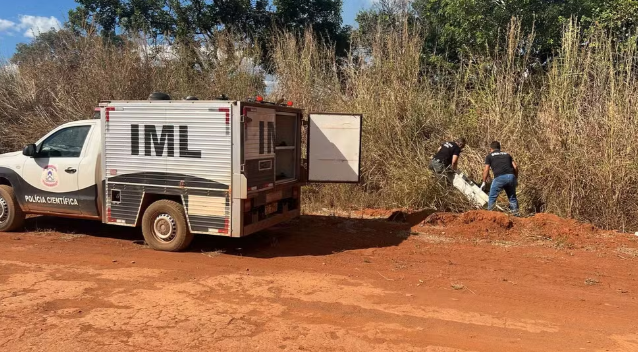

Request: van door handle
left=65, top=167, right=77, bottom=174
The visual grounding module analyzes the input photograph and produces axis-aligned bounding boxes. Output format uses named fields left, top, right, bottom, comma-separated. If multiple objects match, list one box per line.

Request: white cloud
left=0, top=15, right=62, bottom=38
left=0, top=19, right=16, bottom=32
left=18, top=15, right=62, bottom=38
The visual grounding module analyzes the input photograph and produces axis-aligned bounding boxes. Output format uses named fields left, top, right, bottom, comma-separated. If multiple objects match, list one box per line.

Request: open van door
left=307, top=113, right=362, bottom=183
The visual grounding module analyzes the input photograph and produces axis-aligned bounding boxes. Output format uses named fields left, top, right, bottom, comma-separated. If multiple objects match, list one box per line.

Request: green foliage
left=355, top=0, right=638, bottom=65
left=66, top=0, right=349, bottom=70
left=69, top=0, right=265, bottom=39
left=594, top=0, right=638, bottom=38
left=274, top=0, right=344, bottom=35
left=411, top=0, right=600, bottom=63
left=274, top=0, right=350, bottom=57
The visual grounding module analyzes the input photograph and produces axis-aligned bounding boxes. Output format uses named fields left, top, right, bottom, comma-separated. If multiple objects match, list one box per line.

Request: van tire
left=0, top=185, right=26, bottom=232
left=141, top=199, right=194, bottom=252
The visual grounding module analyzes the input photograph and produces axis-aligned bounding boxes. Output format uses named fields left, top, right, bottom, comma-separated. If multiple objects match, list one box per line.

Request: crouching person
left=429, top=138, right=466, bottom=182
left=482, top=141, right=519, bottom=215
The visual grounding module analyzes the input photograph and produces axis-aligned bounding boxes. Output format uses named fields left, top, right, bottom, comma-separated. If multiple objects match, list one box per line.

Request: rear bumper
left=242, top=208, right=300, bottom=237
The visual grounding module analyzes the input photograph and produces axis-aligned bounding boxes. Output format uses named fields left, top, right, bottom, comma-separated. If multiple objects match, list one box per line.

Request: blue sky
left=0, top=0, right=372, bottom=59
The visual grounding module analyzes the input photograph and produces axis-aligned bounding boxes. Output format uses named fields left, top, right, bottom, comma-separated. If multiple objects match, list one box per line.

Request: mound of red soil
left=413, top=210, right=624, bottom=248
left=388, top=209, right=437, bottom=226
left=419, top=211, right=514, bottom=239
left=523, top=213, right=599, bottom=240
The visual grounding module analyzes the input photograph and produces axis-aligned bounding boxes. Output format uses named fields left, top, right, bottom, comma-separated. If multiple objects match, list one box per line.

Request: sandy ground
left=1, top=212, right=638, bottom=352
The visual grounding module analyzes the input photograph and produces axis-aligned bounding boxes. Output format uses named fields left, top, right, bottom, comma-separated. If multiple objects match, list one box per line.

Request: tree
left=411, top=0, right=603, bottom=63
left=594, top=0, right=638, bottom=40
left=355, top=0, right=420, bottom=54
left=274, top=0, right=350, bottom=57
left=68, top=0, right=271, bottom=41
left=12, top=30, right=80, bottom=66
left=356, top=0, right=417, bottom=37
left=356, top=0, right=622, bottom=65
left=66, top=0, right=349, bottom=70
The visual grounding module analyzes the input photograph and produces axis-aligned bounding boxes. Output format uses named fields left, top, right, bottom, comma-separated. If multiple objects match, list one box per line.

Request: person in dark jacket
left=482, top=141, right=519, bottom=214
left=429, top=138, right=466, bottom=176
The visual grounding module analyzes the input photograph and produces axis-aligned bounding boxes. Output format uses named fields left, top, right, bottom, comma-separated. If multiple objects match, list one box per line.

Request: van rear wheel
left=141, top=200, right=194, bottom=252
left=0, top=185, right=26, bottom=232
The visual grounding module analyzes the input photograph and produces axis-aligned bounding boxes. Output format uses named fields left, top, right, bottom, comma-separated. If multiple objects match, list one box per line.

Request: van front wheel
left=0, top=185, right=26, bottom=232
left=141, top=200, right=194, bottom=252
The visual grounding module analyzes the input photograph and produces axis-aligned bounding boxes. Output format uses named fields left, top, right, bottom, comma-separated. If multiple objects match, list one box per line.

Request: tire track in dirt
left=1, top=213, right=638, bottom=351
left=1, top=260, right=488, bottom=352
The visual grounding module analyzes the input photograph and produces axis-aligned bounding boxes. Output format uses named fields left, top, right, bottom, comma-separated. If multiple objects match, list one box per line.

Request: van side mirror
left=23, top=144, right=36, bottom=157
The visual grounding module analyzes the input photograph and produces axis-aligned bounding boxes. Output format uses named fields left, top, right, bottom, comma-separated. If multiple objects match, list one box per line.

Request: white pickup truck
left=0, top=94, right=362, bottom=251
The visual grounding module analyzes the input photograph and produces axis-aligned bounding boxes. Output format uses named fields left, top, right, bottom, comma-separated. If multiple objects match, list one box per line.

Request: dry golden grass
left=274, top=20, right=638, bottom=230
left=0, top=31, right=264, bottom=153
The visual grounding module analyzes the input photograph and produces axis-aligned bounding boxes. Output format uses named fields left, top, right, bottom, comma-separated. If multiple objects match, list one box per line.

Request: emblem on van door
left=41, top=165, right=59, bottom=188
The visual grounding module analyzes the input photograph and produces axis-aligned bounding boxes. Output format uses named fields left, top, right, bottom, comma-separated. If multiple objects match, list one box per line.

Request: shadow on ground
left=21, top=211, right=435, bottom=258
left=24, top=216, right=140, bottom=241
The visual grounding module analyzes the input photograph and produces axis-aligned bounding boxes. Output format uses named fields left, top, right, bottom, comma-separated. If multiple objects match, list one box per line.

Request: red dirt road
left=1, top=212, right=638, bottom=352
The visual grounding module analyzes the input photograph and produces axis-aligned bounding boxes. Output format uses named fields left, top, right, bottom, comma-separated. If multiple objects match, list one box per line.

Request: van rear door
left=243, top=106, right=276, bottom=192
left=307, top=113, right=362, bottom=183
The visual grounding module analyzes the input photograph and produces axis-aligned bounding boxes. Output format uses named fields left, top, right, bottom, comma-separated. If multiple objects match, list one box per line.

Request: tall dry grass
left=272, top=19, right=638, bottom=230
left=534, top=23, right=638, bottom=229
left=0, top=31, right=264, bottom=153
left=2, top=20, right=638, bottom=230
